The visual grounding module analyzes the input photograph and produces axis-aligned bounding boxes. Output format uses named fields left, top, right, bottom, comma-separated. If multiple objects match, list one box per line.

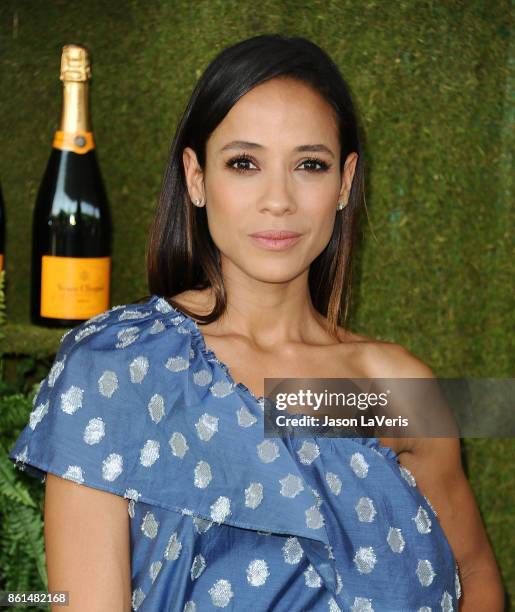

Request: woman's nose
left=258, top=170, right=296, bottom=214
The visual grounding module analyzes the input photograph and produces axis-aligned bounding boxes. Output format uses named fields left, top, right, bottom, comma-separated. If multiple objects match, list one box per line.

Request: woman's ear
left=339, top=152, right=358, bottom=203
left=183, top=147, right=205, bottom=202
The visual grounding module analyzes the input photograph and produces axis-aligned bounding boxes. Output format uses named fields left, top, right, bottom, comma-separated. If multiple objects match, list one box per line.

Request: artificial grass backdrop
left=0, top=0, right=513, bottom=604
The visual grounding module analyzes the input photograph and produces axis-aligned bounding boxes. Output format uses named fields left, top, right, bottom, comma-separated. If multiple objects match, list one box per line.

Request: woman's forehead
left=209, top=80, right=339, bottom=152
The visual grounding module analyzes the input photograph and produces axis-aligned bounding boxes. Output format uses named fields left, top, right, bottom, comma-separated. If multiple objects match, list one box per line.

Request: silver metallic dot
left=193, top=516, right=213, bottom=534
left=74, top=325, right=95, bottom=342
left=195, top=413, right=219, bottom=441
left=311, top=487, right=322, bottom=507
left=351, top=597, right=374, bottom=612
left=279, top=473, right=304, bottom=498
left=164, top=531, right=182, bottom=561
left=124, top=488, right=141, bottom=501
left=424, top=495, right=438, bottom=516
left=110, top=303, right=127, bottom=312
left=190, top=554, right=207, bottom=580
left=387, top=526, right=405, bottom=553
left=165, top=355, right=190, bottom=372
left=210, top=380, right=234, bottom=398
left=47, top=356, right=66, bottom=387
left=29, top=400, right=49, bottom=430
left=246, top=559, right=269, bottom=586
left=116, top=326, right=139, bottom=348
left=149, top=319, right=165, bottom=334
left=140, top=439, right=160, bottom=467
left=455, top=563, right=462, bottom=599
left=237, top=405, right=258, bottom=427
left=282, top=537, right=304, bottom=564
left=257, top=439, right=280, bottom=463
left=60, top=385, right=84, bottom=415
left=119, top=308, right=149, bottom=320
left=89, top=309, right=111, bottom=322
left=13, top=445, right=29, bottom=465
left=304, top=563, right=322, bottom=588
left=131, top=587, right=145, bottom=610
left=335, top=570, right=343, bottom=594
left=416, top=559, right=436, bottom=586
left=329, top=597, right=342, bottom=612
left=355, top=496, right=377, bottom=522
left=102, top=453, right=123, bottom=481
left=98, top=370, right=118, bottom=397
left=148, top=393, right=165, bottom=423
left=130, top=355, right=150, bottom=383
left=208, top=578, right=234, bottom=607
left=169, top=432, right=189, bottom=458
left=154, top=297, right=173, bottom=313
left=326, top=471, right=342, bottom=495
left=354, top=546, right=377, bottom=574
left=413, top=506, right=432, bottom=534
left=128, top=499, right=136, bottom=518
left=83, top=417, right=105, bottom=445
left=244, top=482, right=263, bottom=509
left=74, top=323, right=107, bottom=342
left=297, top=440, right=320, bottom=465
left=210, top=496, right=231, bottom=523
left=350, top=452, right=369, bottom=478
left=441, top=590, right=453, bottom=611
left=149, top=561, right=162, bottom=582
left=141, top=511, right=159, bottom=539
left=193, top=369, right=212, bottom=386
left=62, top=465, right=84, bottom=484
left=305, top=504, right=325, bottom=529
left=194, top=460, right=212, bottom=488
left=399, top=465, right=417, bottom=486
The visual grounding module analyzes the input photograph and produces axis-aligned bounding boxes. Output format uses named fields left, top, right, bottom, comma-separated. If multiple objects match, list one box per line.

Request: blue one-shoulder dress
left=9, top=295, right=461, bottom=611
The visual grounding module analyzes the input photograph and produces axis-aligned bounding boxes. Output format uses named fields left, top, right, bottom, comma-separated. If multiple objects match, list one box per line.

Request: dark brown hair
left=144, top=34, right=366, bottom=338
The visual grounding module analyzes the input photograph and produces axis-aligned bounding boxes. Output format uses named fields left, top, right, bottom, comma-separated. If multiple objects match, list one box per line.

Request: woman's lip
left=249, top=231, right=301, bottom=239
left=249, top=234, right=302, bottom=251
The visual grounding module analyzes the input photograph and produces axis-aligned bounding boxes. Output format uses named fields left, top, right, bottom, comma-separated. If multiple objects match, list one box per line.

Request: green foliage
left=0, top=272, right=46, bottom=608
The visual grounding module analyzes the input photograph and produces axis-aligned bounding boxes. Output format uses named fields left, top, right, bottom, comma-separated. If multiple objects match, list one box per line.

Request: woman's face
left=183, top=77, right=358, bottom=284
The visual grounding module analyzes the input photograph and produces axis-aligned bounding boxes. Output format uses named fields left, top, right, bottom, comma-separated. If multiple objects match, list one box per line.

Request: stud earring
left=193, top=198, right=206, bottom=207
left=337, top=200, right=347, bottom=211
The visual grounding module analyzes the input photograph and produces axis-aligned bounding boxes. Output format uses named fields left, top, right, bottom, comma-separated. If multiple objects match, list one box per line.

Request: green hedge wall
left=0, top=0, right=513, bottom=605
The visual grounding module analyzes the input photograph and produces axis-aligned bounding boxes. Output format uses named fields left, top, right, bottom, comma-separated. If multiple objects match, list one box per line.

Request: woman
left=9, top=34, right=503, bottom=611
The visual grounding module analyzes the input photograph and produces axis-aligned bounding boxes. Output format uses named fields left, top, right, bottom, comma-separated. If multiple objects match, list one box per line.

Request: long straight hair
left=144, top=34, right=366, bottom=338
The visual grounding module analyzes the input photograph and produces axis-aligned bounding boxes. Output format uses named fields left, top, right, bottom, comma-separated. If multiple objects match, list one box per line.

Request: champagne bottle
left=31, top=44, right=112, bottom=327
left=0, top=183, right=5, bottom=273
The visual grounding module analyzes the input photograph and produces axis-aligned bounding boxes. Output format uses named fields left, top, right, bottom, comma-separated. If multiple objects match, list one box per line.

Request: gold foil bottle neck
left=60, top=44, right=91, bottom=82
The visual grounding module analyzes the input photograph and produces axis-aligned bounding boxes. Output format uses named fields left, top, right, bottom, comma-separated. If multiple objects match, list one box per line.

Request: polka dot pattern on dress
left=7, top=294, right=460, bottom=611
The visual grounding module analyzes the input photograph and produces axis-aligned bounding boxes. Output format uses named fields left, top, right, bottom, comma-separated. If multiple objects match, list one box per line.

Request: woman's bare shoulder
left=336, top=326, right=434, bottom=378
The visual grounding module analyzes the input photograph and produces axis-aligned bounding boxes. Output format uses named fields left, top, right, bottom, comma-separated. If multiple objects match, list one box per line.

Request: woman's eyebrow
left=219, top=140, right=335, bottom=159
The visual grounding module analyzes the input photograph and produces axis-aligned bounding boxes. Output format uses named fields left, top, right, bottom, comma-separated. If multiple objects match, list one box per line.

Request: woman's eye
left=225, top=155, right=331, bottom=174
left=226, top=156, right=257, bottom=173
left=299, top=158, right=330, bottom=172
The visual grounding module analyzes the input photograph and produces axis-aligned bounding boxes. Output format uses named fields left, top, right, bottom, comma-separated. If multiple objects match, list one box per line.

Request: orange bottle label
left=41, top=255, right=111, bottom=320
left=0, top=253, right=3, bottom=271
left=53, top=130, right=95, bottom=154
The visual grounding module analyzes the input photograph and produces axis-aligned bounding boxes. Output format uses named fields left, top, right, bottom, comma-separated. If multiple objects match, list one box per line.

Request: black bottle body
left=30, top=147, right=112, bottom=327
